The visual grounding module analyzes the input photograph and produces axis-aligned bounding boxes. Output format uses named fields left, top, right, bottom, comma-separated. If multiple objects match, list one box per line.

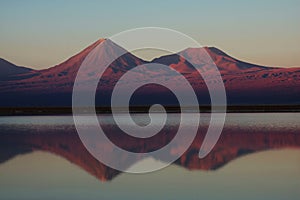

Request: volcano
left=0, top=39, right=299, bottom=108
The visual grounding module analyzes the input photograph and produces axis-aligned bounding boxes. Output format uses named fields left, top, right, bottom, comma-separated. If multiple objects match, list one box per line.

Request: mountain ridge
left=0, top=39, right=299, bottom=107
left=0, top=58, right=34, bottom=81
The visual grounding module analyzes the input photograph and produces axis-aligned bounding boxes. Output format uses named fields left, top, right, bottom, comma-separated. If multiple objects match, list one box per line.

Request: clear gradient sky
left=0, top=0, right=299, bottom=69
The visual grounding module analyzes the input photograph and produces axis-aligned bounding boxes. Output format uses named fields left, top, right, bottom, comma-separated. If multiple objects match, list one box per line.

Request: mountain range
left=0, top=39, right=299, bottom=107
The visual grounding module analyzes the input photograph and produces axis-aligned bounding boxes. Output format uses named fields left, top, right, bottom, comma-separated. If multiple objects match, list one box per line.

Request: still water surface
left=0, top=113, right=299, bottom=200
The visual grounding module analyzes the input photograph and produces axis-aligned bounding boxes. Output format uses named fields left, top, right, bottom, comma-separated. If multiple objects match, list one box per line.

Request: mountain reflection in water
left=0, top=113, right=300, bottom=182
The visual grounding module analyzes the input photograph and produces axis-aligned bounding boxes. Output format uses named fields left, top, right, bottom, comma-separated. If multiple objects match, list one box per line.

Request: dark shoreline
left=1, top=105, right=300, bottom=116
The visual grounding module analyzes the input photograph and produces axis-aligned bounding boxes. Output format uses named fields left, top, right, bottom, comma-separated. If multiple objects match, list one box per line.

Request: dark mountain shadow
left=0, top=58, right=37, bottom=82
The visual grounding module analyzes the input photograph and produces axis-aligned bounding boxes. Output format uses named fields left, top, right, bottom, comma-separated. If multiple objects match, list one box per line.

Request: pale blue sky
left=0, top=0, right=299, bottom=69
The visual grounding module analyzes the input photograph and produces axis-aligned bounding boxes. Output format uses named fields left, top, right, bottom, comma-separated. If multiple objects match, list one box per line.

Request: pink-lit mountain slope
left=0, top=39, right=299, bottom=106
